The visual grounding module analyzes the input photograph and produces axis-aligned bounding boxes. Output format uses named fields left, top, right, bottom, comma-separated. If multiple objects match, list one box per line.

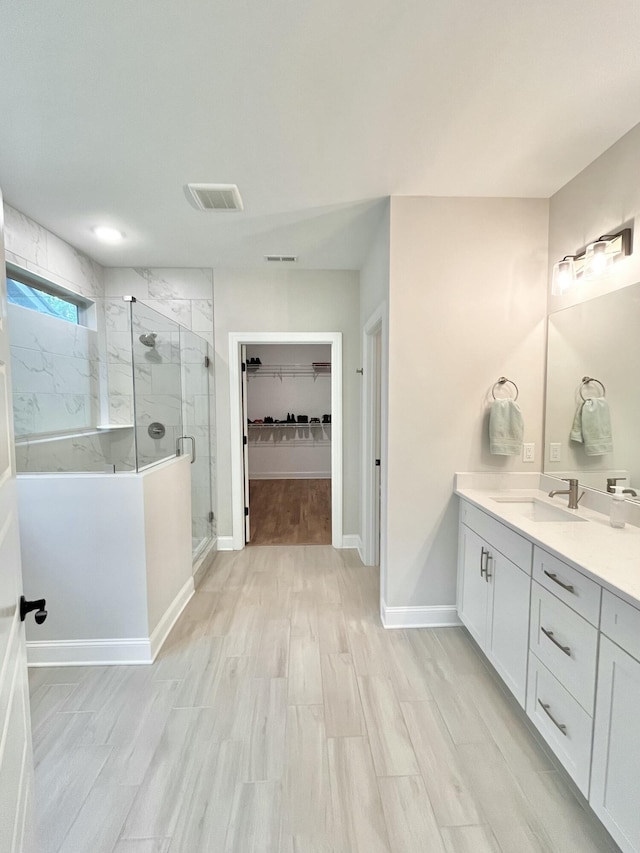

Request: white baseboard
left=216, top=535, right=235, bottom=551
left=27, top=577, right=195, bottom=667
left=249, top=472, right=331, bottom=480
left=149, top=576, right=194, bottom=661
left=27, top=638, right=153, bottom=666
left=381, top=601, right=461, bottom=629
left=341, top=534, right=362, bottom=550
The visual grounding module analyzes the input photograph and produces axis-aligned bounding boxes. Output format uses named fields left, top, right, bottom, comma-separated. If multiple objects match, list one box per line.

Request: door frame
left=361, top=303, right=388, bottom=604
left=228, top=331, right=343, bottom=550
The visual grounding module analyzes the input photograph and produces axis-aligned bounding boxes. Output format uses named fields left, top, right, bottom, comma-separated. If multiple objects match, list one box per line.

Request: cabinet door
left=487, top=552, right=530, bottom=706
left=590, top=636, right=640, bottom=853
left=457, top=525, right=489, bottom=647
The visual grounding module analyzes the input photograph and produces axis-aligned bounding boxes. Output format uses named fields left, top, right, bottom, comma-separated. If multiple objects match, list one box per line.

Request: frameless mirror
left=544, top=282, right=640, bottom=500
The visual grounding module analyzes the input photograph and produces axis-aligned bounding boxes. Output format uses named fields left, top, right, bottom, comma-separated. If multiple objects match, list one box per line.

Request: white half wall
left=18, top=455, right=193, bottom=665
left=385, top=196, right=549, bottom=609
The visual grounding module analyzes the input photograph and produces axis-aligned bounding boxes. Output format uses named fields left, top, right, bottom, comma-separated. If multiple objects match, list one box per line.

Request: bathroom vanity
left=456, top=473, right=640, bottom=853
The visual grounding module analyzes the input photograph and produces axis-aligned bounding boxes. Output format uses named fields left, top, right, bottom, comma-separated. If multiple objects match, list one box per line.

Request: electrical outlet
left=522, top=443, right=535, bottom=463
left=549, top=442, right=562, bottom=462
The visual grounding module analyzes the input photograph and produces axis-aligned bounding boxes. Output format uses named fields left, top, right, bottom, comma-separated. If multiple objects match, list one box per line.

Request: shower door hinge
left=204, top=355, right=210, bottom=368
left=208, top=510, right=214, bottom=523
left=244, top=507, right=249, bottom=517
left=375, top=459, right=381, bottom=466
left=242, top=361, right=246, bottom=372
left=243, top=435, right=247, bottom=446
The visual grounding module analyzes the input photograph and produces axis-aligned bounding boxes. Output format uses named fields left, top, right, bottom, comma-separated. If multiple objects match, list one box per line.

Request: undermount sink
left=491, top=496, right=588, bottom=523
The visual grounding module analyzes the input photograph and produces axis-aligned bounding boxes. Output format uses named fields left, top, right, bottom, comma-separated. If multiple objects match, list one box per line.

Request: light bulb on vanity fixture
left=551, top=256, right=576, bottom=295
left=552, top=227, right=632, bottom=294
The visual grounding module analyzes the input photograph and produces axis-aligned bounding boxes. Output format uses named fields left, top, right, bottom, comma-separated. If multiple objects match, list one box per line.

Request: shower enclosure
left=130, top=299, right=215, bottom=556
left=10, top=295, right=216, bottom=560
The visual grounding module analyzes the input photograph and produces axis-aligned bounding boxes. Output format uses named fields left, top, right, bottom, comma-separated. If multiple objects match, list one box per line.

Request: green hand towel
left=489, top=399, right=524, bottom=456
left=571, top=398, right=613, bottom=456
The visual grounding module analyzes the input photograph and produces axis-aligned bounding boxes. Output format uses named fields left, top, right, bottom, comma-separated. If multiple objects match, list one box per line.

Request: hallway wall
left=213, top=268, right=360, bottom=541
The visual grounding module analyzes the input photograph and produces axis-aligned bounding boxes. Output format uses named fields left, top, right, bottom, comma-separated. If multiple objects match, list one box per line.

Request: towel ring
left=580, top=376, right=606, bottom=401
left=491, top=376, right=519, bottom=402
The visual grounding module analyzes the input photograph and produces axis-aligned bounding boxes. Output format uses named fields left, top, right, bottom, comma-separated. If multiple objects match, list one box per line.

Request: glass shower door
left=131, top=300, right=183, bottom=470
left=180, top=328, right=214, bottom=556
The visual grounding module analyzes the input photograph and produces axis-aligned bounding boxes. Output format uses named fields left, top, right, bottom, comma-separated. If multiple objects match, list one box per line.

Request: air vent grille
left=264, top=255, right=298, bottom=263
left=186, top=183, right=244, bottom=211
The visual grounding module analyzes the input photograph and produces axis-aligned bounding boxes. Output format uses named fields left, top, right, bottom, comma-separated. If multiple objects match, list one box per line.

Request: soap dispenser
left=610, top=487, right=627, bottom=529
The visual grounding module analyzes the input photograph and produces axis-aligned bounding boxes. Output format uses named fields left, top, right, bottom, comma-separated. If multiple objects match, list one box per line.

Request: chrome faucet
left=548, top=478, right=585, bottom=510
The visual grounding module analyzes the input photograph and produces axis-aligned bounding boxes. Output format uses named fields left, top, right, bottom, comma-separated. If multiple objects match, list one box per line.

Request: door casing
left=228, top=331, right=343, bottom=550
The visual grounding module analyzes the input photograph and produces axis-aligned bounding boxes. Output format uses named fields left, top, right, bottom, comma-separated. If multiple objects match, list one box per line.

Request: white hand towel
left=489, top=399, right=524, bottom=456
left=570, top=398, right=613, bottom=456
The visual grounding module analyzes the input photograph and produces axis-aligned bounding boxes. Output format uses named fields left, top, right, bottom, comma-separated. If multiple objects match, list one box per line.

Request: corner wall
left=385, top=196, right=549, bottom=610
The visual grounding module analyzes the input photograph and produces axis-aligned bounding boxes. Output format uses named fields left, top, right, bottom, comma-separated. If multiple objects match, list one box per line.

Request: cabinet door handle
left=480, top=547, right=488, bottom=578
left=541, top=626, right=571, bottom=657
left=543, top=570, right=575, bottom=594
left=484, top=551, right=492, bottom=582
left=538, top=699, right=567, bottom=736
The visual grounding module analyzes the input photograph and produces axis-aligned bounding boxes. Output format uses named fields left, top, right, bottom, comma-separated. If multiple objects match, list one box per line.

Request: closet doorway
left=244, top=343, right=332, bottom=545
left=229, top=332, right=343, bottom=550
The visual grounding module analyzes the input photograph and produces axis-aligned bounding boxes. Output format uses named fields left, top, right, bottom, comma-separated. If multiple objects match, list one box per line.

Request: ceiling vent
left=264, top=255, right=298, bottom=263
left=186, top=183, right=244, bottom=211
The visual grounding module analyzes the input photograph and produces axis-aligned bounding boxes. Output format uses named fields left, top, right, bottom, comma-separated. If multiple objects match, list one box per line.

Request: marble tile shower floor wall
left=28, top=545, right=620, bottom=853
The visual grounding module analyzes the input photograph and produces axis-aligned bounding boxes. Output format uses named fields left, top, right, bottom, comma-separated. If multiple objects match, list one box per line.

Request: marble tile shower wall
left=2, top=204, right=122, bottom=472
left=103, top=267, right=214, bottom=459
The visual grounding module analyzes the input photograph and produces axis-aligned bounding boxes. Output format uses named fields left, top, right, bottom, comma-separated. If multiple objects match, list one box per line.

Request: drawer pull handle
left=543, top=570, right=575, bottom=594
left=541, top=626, right=571, bottom=657
left=538, top=700, right=567, bottom=736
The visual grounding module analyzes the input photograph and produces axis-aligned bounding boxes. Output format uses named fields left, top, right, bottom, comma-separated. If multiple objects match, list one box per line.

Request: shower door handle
left=176, top=435, right=196, bottom=463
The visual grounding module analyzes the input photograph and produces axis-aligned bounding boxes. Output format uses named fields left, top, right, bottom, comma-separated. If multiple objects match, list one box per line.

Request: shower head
left=139, top=333, right=157, bottom=348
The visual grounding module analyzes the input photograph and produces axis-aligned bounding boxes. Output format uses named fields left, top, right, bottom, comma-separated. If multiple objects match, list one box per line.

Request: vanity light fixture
left=92, top=225, right=125, bottom=244
left=552, top=227, right=632, bottom=294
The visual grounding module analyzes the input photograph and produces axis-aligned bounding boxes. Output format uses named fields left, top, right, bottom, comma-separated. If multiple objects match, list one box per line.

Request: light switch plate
left=549, top=442, right=562, bottom=462
left=522, top=443, right=535, bottom=463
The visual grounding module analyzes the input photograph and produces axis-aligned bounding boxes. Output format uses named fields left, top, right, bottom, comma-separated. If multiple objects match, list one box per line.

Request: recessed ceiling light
left=92, top=225, right=125, bottom=244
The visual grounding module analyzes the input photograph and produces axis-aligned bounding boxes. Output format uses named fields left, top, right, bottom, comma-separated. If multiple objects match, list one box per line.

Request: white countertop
left=455, top=475, right=640, bottom=610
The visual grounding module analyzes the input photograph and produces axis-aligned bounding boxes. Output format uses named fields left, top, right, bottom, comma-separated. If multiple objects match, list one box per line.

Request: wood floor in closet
left=29, top=546, right=620, bottom=853
left=249, top=478, right=331, bottom=545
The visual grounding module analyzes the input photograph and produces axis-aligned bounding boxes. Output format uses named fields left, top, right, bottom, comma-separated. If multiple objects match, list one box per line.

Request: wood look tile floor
left=29, top=546, right=620, bottom=853
left=249, top=480, right=331, bottom=545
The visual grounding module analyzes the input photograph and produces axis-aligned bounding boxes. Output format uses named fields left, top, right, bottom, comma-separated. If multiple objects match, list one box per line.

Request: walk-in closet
left=244, top=344, right=332, bottom=544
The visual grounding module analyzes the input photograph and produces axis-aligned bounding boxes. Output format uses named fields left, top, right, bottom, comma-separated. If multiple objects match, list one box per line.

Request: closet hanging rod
left=491, top=376, right=519, bottom=401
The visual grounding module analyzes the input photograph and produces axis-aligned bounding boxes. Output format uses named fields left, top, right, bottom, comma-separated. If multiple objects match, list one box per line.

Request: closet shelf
left=246, top=363, right=331, bottom=380
left=248, top=423, right=331, bottom=429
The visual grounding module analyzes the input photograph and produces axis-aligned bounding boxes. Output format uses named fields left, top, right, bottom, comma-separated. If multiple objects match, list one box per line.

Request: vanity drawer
left=529, top=581, right=598, bottom=713
left=526, top=653, right=593, bottom=795
left=460, top=501, right=532, bottom=572
left=533, top=547, right=601, bottom=626
left=601, top=590, right=640, bottom=663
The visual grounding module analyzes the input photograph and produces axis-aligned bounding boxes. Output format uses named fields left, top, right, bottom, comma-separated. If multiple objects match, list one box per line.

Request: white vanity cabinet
left=590, top=591, right=640, bottom=853
left=458, top=501, right=532, bottom=705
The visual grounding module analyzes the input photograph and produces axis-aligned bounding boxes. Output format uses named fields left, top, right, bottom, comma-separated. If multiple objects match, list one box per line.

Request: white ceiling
left=2, top=0, right=640, bottom=269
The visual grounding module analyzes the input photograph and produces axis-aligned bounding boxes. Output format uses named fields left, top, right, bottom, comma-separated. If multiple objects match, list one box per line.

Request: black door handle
left=20, top=596, right=47, bottom=625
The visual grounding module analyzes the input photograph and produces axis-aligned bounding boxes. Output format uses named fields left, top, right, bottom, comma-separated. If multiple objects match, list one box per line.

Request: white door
left=487, top=553, right=530, bottom=706
left=241, top=345, right=251, bottom=543
left=457, top=525, right=489, bottom=647
left=373, top=328, right=382, bottom=567
left=0, top=198, right=36, bottom=851
left=591, top=635, right=640, bottom=853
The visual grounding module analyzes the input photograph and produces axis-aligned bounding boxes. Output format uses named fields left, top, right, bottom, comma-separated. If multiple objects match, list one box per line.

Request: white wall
left=213, top=268, right=360, bottom=537
left=246, top=344, right=331, bottom=479
left=385, top=196, right=549, bottom=609
left=548, top=121, right=640, bottom=313
left=360, top=199, right=390, bottom=326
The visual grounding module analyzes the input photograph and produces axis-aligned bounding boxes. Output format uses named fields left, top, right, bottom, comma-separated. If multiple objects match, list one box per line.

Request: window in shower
left=7, top=275, right=84, bottom=324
